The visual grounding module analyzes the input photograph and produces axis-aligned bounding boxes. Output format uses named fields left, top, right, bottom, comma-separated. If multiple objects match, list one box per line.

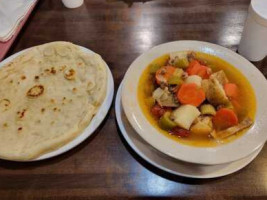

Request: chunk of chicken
left=187, top=51, right=197, bottom=62
left=211, top=117, right=253, bottom=139
left=201, top=79, right=209, bottom=94
left=210, top=70, right=229, bottom=85
left=152, top=87, right=179, bottom=107
left=202, top=77, right=229, bottom=106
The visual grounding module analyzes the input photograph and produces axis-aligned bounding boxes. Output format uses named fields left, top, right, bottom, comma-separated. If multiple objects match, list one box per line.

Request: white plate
left=116, top=83, right=264, bottom=178
left=122, top=40, right=267, bottom=165
left=0, top=45, right=114, bottom=161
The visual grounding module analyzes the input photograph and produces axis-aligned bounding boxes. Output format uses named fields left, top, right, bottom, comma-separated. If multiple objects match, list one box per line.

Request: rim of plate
left=116, top=83, right=264, bottom=179
left=0, top=44, right=114, bottom=162
left=121, top=40, right=267, bottom=165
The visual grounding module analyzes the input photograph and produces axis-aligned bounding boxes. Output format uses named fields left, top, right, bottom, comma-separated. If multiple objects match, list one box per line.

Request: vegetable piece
left=168, top=76, right=183, bottom=85
left=171, top=105, right=200, bottom=130
left=149, top=63, right=161, bottom=74
left=159, top=111, right=177, bottom=130
left=175, top=58, right=189, bottom=69
left=152, top=87, right=179, bottom=107
left=169, top=52, right=189, bottom=69
left=200, top=104, right=216, bottom=116
left=186, top=60, right=211, bottom=79
left=167, top=68, right=184, bottom=85
left=224, top=83, right=238, bottom=100
left=185, top=75, right=202, bottom=87
left=151, top=104, right=167, bottom=118
left=155, top=66, right=176, bottom=85
left=213, top=108, right=238, bottom=130
left=190, top=116, right=213, bottom=136
left=191, top=123, right=212, bottom=136
left=173, top=68, right=184, bottom=77
left=211, top=117, right=253, bottom=139
left=188, top=60, right=199, bottom=69
left=177, top=83, right=206, bottom=107
left=169, top=127, right=190, bottom=137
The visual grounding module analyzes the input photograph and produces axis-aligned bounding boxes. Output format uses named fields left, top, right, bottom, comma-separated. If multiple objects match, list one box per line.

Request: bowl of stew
left=122, top=41, right=267, bottom=165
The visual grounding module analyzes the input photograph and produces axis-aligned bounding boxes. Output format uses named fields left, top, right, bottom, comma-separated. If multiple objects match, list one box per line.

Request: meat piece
left=204, top=77, right=229, bottom=106
left=211, top=117, right=253, bottom=139
left=187, top=51, right=197, bottom=62
left=210, top=70, right=229, bottom=85
left=201, top=79, right=210, bottom=94
left=152, top=87, right=179, bottom=107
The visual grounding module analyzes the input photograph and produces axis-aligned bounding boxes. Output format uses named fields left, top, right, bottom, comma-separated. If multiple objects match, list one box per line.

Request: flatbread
left=0, top=41, right=107, bottom=160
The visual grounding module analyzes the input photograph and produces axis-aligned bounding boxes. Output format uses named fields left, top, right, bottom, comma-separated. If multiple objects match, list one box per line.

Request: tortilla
left=0, top=41, right=107, bottom=160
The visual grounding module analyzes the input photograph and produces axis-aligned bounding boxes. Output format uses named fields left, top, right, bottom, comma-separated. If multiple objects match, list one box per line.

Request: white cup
left=238, top=0, right=267, bottom=61
left=62, top=0, right=84, bottom=9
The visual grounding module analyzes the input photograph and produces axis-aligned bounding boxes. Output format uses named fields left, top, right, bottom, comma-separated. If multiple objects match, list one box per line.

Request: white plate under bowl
left=116, top=83, right=264, bottom=178
left=122, top=40, right=267, bottom=165
left=0, top=45, right=114, bottom=161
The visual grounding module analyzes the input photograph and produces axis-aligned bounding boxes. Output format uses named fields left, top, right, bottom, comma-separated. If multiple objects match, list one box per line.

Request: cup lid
left=250, top=0, right=267, bottom=26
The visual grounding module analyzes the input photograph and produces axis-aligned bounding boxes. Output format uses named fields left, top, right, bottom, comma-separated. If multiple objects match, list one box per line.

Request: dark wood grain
left=1, top=0, right=267, bottom=199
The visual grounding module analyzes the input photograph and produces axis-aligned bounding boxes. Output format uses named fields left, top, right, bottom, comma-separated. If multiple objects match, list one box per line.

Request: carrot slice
left=224, top=83, right=238, bottom=99
left=187, top=60, right=201, bottom=75
left=188, top=60, right=200, bottom=69
left=155, top=66, right=176, bottom=85
left=186, top=60, right=211, bottom=79
left=213, top=108, right=238, bottom=130
left=177, top=83, right=206, bottom=107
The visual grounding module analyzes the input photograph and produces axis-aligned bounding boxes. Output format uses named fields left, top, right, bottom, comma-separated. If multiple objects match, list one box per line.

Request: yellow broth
left=138, top=52, right=256, bottom=147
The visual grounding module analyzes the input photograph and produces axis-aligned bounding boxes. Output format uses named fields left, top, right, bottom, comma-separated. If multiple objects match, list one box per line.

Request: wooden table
left=1, top=0, right=267, bottom=199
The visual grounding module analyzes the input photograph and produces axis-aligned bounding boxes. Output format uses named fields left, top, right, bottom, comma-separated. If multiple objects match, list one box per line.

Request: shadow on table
left=115, top=121, right=243, bottom=184
left=0, top=107, right=112, bottom=169
left=251, top=59, right=267, bottom=78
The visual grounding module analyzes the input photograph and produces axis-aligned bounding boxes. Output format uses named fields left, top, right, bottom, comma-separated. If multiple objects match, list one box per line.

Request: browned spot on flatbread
left=27, top=85, right=44, bottom=98
left=0, top=99, right=11, bottom=111
left=64, top=69, right=76, bottom=80
left=17, top=109, right=27, bottom=119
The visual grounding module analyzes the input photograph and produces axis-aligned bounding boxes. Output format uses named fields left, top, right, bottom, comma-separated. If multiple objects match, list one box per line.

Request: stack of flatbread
left=0, top=42, right=107, bottom=160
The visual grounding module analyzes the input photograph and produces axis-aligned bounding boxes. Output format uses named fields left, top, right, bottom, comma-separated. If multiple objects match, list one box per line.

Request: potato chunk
left=185, top=75, right=202, bottom=87
left=190, top=116, right=213, bottom=136
left=171, top=105, right=200, bottom=130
